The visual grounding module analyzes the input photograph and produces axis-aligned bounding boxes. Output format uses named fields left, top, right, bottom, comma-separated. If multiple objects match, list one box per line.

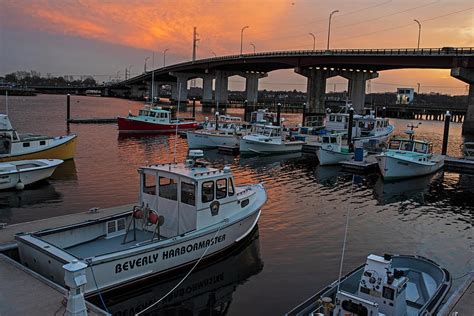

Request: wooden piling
left=442, top=111, right=451, bottom=155
left=66, top=94, right=71, bottom=122
left=347, top=107, right=354, bottom=151
left=192, top=98, right=196, bottom=118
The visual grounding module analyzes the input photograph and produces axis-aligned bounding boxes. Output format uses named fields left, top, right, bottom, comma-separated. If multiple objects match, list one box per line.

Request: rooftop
left=141, top=162, right=231, bottom=180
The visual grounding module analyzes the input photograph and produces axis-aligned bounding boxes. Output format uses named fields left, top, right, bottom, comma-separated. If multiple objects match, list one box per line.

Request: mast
left=151, top=52, right=155, bottom=103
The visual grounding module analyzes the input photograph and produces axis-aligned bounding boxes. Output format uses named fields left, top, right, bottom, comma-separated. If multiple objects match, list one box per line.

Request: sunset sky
left=1, top=0, right=473, bottom=94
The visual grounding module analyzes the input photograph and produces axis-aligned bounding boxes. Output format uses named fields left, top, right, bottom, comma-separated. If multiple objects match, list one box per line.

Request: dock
left=0, top=204, right=134, bottom=315
left=340, top=155, right=379, bottom=173
left=67, top=117, right=118, bottom=124
left=438, top=272, right=474, bottom=315
left=444, top=156, right=474, bottom=174
left=218, top=144, right=240, bottom=155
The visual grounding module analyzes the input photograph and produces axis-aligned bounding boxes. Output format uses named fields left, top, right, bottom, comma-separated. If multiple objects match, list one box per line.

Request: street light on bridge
left=250, top=43, right=256, bottom=54
left=163, top=48, right=169, bottom=67
left=127, top=65, right=134, bottom=80
left=240, top=26, right=249, bottom=55
left=327, top=10, right=339, bottom=50
left=414, top=19, right=422, bottom=49
left=144, top=57, right=150, bottom=73
left=308, top=32, right=316, bottom=51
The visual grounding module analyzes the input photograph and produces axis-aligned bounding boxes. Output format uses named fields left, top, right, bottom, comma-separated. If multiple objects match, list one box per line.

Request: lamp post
left=250, top=43, right=256, bottom=54
left=308, top=32, right=316, bottom=51
left=414, top=19, right=421, bottom=49
left=327, top=10, right=339, bottom=50
left=144, top=57, right=149, bottom=73
left=163, top=48, right=169, bottom=67
left=127, top=65, right=134, bottom=80
left=240, top=25, right=249, bottom=55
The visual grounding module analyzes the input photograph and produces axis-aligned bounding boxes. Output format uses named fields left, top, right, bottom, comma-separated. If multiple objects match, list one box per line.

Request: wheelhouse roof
left=140, top=162, right=230, bottom=181
left=390, top=137, right=430, bottom=145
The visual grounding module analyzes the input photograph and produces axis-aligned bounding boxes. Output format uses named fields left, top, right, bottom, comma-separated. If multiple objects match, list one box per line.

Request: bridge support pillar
left=170, top=72, right=191, bottom=111
left=215, top=70, right=230, bottom=113
left=147, top=81, right=161, bottom=103
left=130, top=84, right=146, bottom=100
left=295, top=67, right=337, bottom=127
left=243, top=72, right=267, bottom=106
left=201, top=75, right=214, bottom=113
left=341, top=70, right=379, bottom=113
left=451, top=68, right=474, bottom=135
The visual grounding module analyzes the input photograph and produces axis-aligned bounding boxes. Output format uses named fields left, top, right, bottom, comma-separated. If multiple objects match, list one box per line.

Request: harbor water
left=0, top=94, right=472, bottom=315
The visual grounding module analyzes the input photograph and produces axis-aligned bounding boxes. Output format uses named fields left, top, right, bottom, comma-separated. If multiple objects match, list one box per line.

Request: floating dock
left=218, top=145, right=240, bottom=155
left=67, top=117, right=117, bottom=124
left=0, top=204, right=134, bottom=315
left=444, top=156, right=474, bottom=174
left=340, top=155, right=379, bottom=173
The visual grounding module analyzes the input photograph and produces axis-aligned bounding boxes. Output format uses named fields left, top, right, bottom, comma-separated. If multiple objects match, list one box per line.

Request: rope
left=87, top=260, right=110, bottom=314
left=336, top=175, right=355, bottom=294
left=136, top=219, right=227, bottom=316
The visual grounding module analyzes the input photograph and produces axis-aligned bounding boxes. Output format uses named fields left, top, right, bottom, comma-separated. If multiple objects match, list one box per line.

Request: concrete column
left=295, top=67, right=337, bottom=126
left=340, top=71, right=379, bottom=113
left=201, top=75, right=214, bottom=113
left=130, top=84, right=146, bottom=100
left=215, top=70, right=230, bottom=111
left=451, top=68, right=474, bottom=134
left=243, top=72, right=268, bottom=106
left=147, top=81, right=161, bottom=102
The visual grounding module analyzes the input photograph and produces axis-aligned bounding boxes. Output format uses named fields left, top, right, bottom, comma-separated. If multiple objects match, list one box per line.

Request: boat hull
left=0, top=135, right=77, bottom=162
left=118, top=117, right=198, bottom=133
left=240, top=138, right=304, bottom=154
left=317, top=148, right=355, bottom=165
left=0, top=159, right=63, bottom=190
left=186, top=131, right=240, bottom=149
left=377, top=154, right=445, bottom=180
left=17, top=207, right=262, bottom=295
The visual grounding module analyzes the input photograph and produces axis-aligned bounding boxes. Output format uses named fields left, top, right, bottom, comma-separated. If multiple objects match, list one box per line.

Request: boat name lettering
left=115, top=253, right=159, bottom=274
left=162, top=234, right=226, bottom=260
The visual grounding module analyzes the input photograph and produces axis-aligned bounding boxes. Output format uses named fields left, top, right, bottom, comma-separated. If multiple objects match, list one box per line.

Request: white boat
left=316, top=133, right=367, bottom=165
left=462, top=142, right=474, bottom=160
left=287, top=253, right=451, bottom=316
left=376, top=126, right=444, bottom=180
left=325, top=104, right=394, bottom=146
left=0, top=114, right=77, bottom=162
left=15, top=150, right=267, bottom=295
left=0, top=159, right=63, bottom=190
left=187, top=115, right=248, bottom=149
left=240, top=124, right=305, bottom=155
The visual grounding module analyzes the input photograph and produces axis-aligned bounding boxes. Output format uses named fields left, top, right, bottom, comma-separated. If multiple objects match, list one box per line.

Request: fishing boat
left=376, top=125, right=444, bottom=180
left=0, top=159, right=63, bottom=190
left=240, top=124, right=305, bottom=155
left=316, top=133, right=366, bottom=165
left=117, top=105, right=198, bottom=133
left=16, top=150, right=267, bottom=295
left=286, top=253, right=451, bottom=316
left=0, top=114, right=77, bottom=162
left=325, top=105, right=394, bottom=146
left=187, top=115, right=249, bottom=149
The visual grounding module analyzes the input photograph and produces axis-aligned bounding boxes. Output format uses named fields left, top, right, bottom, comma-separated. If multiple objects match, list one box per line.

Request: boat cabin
left=139, top=158, right=237, bottom=238
left=325, top=111, right=390, bottom=137
left=388, top=138, right=432, bottom=155
left=250, top=124, right=282, bottom=138
left=135, top=107, right=177, bottom=124
left=250, top=109, right=278, bottom=125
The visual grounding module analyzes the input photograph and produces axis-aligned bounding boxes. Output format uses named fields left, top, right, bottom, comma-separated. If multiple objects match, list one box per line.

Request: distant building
left=396, top=88, right=414, bottom=104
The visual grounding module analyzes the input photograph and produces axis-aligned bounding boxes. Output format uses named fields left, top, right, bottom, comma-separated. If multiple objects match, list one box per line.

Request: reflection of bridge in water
left=113, top=47, right=474, bottom=133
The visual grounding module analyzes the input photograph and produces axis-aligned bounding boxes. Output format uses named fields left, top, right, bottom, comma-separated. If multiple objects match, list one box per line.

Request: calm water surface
left=0, top=94, right=472, bottom=315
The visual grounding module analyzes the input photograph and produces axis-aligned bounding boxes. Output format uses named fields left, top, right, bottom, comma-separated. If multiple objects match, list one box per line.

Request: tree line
left=1, top=71, right=98, bottom=87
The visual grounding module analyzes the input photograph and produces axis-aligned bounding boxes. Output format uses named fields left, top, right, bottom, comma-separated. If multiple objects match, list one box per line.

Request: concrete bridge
left=111, top=47, right=474, bottom=133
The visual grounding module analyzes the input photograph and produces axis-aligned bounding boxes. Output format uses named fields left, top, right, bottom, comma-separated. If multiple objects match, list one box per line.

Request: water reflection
left=94, top=228, right=263, bottom=316
left=373, top=171, right=443, bottom=205
left=50, top=159, right=78, bottom=180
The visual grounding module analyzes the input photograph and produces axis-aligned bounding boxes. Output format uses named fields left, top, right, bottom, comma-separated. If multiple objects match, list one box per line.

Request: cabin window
left=323, top=137, right=330, bottom=143
left=376, top=121, right=380, bottom=128
left=143, top=174, right=156, bottom=195
left=414, top=142, right=427, bottom=153
left=40, top=140, right=46, bottom=146
left=150, top=112, right=156, bottom=117
left=23, top=142, right=30, bottom=148
left=329, top=115, right=335, bottom=122
left=228, top=178, right=235, bottom=196
left=402, top=141, right=414, bottom=151
left=216, top=178, right=227, bottom=199
left=181, top=182, right=196, bottom=206
left=241, top=199, right=249, bottom=208
left=336, top=116, right=343, bottom=122
left=107, top=221, right=116, bottom=234
left=383, top=286, right=395, bottom=300
left=117, top=218, right=126, bottom=231
left=159, top=177, right=177, bottom=200
left=202, top=181, right=214, bottom=203
left=359, top=121, right=365, bottom=128
left=330, top=137, right=337, bottom=143
left=389, top=141, right=400, bottom=150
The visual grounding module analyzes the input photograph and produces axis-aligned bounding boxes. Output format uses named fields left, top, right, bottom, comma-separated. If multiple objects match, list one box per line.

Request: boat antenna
left=336, top=174, right=355, bottom=294
left=173, top=82, right=181, bottom=163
